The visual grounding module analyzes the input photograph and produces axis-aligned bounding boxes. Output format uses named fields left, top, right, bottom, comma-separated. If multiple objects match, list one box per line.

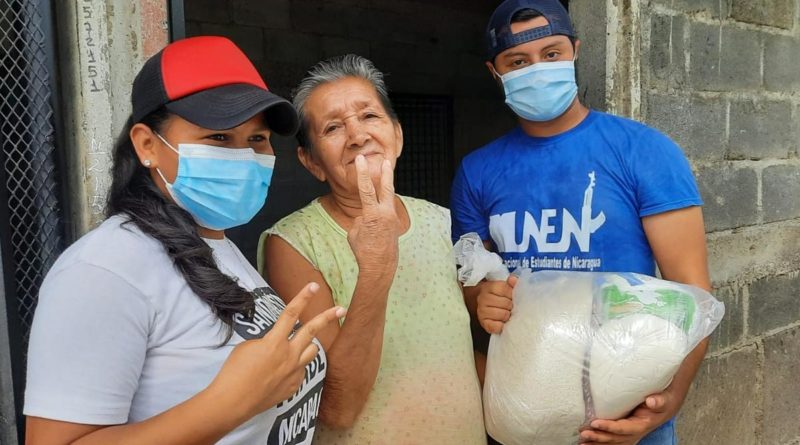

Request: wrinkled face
left=489, top=16, right=579, bottom=77
left=300, top=76, right=403, bottom=194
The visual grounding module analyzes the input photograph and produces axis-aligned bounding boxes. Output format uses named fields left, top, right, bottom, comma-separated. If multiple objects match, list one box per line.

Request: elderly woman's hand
left=347, top=155, right=400, bottom=276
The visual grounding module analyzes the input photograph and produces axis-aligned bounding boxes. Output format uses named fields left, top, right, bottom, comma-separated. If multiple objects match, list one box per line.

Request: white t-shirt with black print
left=24, top=215, right=325, bottom=445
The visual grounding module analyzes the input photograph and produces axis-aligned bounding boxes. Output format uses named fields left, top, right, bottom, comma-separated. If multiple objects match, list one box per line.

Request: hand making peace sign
left=346, top=155, right=401, bottom=276
left=208, top=282, right=345, bottom=420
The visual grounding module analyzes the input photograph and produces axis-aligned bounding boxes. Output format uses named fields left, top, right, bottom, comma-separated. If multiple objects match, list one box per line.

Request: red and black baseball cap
left=131, top=36, right=298, bottom=135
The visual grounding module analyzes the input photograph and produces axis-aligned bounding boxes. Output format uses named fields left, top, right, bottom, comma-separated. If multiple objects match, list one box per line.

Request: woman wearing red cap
left=23, top=36, right=347, bottom=444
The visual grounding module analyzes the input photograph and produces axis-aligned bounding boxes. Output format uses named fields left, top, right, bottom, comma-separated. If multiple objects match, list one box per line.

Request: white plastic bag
left=453, top=232, right=509, bottom=286
left=453, top=233, right=725, bottom=445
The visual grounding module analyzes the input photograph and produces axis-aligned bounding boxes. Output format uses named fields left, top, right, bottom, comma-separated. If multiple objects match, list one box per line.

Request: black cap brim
left=165, top=83, right=299, bottom=136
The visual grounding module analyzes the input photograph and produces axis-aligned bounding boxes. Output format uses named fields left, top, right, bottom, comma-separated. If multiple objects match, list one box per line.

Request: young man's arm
left=462, top=239, right=517, bottom=385
left=450, top=159, right=518, bottom=382
left=581, top=206, right=710, bottom=445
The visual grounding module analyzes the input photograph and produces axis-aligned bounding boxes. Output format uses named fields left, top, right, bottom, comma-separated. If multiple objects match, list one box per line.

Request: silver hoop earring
left=143, top=159, right=152, bottom=167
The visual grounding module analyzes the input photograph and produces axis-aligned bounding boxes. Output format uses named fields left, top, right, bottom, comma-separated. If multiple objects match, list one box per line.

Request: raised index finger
left=355, top=154, right=378, bottom=207
left=270, top=282, right=319, bottom=339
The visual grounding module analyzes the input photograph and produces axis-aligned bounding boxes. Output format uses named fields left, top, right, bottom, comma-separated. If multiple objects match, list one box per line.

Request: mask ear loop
left=153, top=131, right=179, bottom=186
left=490, top=64, right=502, bottom=80
left=154, top=131, right=179, bottom=154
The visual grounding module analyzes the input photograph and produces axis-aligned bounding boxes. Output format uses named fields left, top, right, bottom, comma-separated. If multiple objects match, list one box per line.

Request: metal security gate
left=391, top=94, right=454, bottom=207
left=0, top=0, right=66, bottom=441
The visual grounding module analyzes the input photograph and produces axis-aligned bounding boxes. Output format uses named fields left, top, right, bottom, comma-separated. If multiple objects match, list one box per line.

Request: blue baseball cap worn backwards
left=486, top=0, right=575, bottom=62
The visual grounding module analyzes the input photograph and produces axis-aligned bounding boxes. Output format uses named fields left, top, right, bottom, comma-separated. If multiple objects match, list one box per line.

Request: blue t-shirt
left=451, top=110, right=702, bottom=276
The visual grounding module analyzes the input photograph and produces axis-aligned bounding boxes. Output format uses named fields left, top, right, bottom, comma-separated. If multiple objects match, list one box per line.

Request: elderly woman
left=258, top=55, right=486, bottom=444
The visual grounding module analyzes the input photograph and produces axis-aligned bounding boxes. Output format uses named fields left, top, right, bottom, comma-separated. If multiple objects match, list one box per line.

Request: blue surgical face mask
left=496, top=59, right=578, bottom=122
left=154, top=133, right=275, bottom=230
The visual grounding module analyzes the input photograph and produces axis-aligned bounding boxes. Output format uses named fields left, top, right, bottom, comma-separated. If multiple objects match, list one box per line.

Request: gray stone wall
left=639, top=1, right=800, bottom=443
left=55, top=0, right=169, bottom=236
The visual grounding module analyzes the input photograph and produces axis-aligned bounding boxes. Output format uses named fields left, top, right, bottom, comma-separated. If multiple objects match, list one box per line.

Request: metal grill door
left=391, top=94, right=454, bottom=207
left=0, top=0, right=66, bottom=441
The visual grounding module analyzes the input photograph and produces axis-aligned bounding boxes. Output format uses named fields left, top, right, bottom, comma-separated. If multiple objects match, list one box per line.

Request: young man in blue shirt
left=451, top=1, right=711, bottom=443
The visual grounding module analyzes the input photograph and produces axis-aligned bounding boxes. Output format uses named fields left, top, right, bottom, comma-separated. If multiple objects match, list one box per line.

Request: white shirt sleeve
left=24, top=261, right=155, bottom=425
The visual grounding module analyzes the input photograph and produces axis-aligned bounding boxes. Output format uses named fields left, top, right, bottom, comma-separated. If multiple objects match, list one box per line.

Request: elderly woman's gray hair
left=292, top=54, right=398, bottom=151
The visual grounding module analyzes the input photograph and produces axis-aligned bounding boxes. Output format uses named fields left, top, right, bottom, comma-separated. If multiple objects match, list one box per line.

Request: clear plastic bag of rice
left=453, top=233, right=725, bottom=445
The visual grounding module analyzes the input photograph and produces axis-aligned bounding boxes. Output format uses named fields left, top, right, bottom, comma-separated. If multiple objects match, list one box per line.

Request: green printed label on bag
left=601, top=281, right=696, bottom=333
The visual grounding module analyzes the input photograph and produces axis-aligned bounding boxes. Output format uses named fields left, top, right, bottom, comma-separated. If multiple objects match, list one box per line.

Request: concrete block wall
left=640, top=1, right=800, bottom=443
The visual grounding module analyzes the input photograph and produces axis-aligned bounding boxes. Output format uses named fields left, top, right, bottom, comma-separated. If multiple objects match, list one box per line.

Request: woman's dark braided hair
left=106, top=107, right=255, bottom=340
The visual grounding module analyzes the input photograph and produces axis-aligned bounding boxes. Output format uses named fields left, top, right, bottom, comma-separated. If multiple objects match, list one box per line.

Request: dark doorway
left=182, top=0, right=511, bottom=263
left=180, top=0, right=570, bottom=264
left=392, top=93, right=454, bottom=207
